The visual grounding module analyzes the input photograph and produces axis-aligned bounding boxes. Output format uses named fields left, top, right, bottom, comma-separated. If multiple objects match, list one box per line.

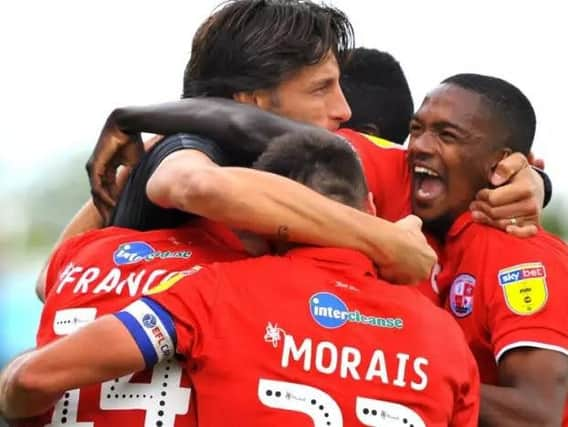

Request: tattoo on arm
left=277, top=225, right=290, bottom=243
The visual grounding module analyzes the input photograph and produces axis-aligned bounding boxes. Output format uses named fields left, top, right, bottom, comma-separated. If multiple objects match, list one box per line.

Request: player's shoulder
left=467, top=222, right=568, bottom=262
left=150, top=133, right=226, bottom=163
left=210, top=254, right=287, bottom=276
left=335, top=128, right=406, bottom=158
left=402, top=287, right=458, bottom=324
left=154, top=132, right=216, bottom=147
left=388, top=286, right=471, bottom=350
left=56, top=226, right=131, bottom=252
left=336, top=128, right=404, bottom=150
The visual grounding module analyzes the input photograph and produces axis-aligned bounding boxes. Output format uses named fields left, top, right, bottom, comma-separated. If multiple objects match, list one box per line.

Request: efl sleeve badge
left=498, top=262, right=548, bottom=316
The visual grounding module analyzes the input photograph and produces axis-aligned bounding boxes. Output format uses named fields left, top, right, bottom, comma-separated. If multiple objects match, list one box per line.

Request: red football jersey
left=441, top=212, right=568, bottom=424
left=335, top=129, right=411, bottom=222
left=125, top=247, right=479, bottom=426
left=33, top=219, right=246, bottom=427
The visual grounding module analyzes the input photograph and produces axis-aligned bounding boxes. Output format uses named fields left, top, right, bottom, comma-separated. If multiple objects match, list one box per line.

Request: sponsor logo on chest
left=112, top=241, right=191, bottom=266
left=309, top=292, right=403, bottom=330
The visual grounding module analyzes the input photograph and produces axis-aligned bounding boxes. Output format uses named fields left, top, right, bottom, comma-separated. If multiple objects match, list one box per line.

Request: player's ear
left=364, top=192, right=377, bottom=216
left=233, top=90, right=272, bottom=109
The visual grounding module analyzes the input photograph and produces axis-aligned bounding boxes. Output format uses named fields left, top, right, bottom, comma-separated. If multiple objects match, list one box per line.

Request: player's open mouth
left=412, top=164, right=446, bottom=204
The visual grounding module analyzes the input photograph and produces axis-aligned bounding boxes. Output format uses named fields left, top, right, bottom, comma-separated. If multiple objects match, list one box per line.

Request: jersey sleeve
left=114, top=265, right=221, bottom=367
left=483, top=235, right=568, bottom=362
left=110, top=133, right=228, bottom=230
left=450, top=345, right=480, bottom=427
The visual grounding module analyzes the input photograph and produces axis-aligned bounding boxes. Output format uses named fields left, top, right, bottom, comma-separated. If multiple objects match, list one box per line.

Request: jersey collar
left=286, top=247, right=377, bottom=278
left=447, top=211, right=475, bottom=238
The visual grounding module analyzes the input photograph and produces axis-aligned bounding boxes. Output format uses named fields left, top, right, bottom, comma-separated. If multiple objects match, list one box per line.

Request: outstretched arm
left=151, top=150, right=437, bottom=283
left=86, top=98, right=551, bottom=237
left=146, top=147, right=436, bottom=283
left=86, top=98, right=315, bottom=215
left=0, top=316, right=144, bottom=419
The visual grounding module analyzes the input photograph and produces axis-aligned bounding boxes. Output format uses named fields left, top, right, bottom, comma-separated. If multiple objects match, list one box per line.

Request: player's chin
left=413, top=201, right=453, bottom=230
left=411, top=200, right=439, bottom=222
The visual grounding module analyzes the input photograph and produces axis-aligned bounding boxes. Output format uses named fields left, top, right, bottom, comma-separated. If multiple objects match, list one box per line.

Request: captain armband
left=115, top=297, right=177, bottom=368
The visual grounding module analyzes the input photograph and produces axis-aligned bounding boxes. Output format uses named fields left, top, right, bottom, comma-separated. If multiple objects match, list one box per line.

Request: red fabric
left=149, top=247, right=479, bottom=426
left=32, top=221, right=245, bottom=427
left=441, top=212, right=568, bottom=425
left=335, top=129, right=411, bottom=222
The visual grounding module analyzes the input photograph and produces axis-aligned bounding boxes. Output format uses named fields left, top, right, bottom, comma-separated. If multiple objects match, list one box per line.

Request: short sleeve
left=484, top=235, right=568, bottom=362
left=110, top=134, right=228, bottom=230
left=144, top=265, right=222, bottom=360
left=450, top=346, right=480, bottom=427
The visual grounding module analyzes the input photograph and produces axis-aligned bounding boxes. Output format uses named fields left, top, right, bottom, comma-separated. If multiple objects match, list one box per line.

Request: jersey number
left=47, top=310, right=190, bottom=427
left=258, top=379, right=426, bottom=427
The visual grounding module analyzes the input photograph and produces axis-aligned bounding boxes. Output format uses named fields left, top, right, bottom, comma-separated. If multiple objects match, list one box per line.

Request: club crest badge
left=449, top=273, right=476, bottom=318
left=498, top=262, right=548, bottom=315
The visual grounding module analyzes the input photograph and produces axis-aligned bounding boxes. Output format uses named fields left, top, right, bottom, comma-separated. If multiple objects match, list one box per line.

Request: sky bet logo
left=309, top=292, right=403, bottom=330
left=498, top=264, right=545, bottom=285
left=113, top=242, right=191, bottom=266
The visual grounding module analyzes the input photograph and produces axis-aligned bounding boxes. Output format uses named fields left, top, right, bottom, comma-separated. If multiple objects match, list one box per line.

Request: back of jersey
left=158, top=248, right=479, bottom=427
left=33, top=223, right=245, bottom=427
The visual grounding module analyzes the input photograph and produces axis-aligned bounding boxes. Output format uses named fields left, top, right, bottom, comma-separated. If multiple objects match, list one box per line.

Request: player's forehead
left=415, top=84, right=488, bottom=132
left=281, top=50, right=340, bottom=90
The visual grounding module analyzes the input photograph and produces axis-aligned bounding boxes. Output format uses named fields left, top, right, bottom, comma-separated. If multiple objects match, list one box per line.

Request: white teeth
left=414, top=166, right=440, bottom=177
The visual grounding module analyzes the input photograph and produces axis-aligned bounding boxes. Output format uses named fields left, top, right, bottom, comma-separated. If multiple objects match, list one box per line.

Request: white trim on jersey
left=496, top=340, right=568, bottom=363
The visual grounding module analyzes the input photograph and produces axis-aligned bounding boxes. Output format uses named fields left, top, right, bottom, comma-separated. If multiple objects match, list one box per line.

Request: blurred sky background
left=0, top=0, right=566, bottom=370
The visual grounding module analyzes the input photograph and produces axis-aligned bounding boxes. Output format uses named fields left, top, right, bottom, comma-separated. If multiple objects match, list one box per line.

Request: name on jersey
left=55, top=262, right=187, bottom=297
left=310, top=292, right=403, bottom=329
left=113, top=241, right=191, bottom=266
left=264, top=324, right=428, bottom=391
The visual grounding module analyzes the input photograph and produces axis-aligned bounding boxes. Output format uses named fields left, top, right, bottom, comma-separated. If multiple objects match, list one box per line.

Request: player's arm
left=479, top=243, right=568, bottom=426
left=87, top=98, right=551, bottom=236
left=36, top=136, right=162, bottom=300
left=470, top=153, right=548, bottom=238
left=479, top=349, right=568, bottom=427
left=86, top=98, right=323, bottom=214
left=0, top=315, right=145, bottom=419
left=151, top=149, right=436, bottom=282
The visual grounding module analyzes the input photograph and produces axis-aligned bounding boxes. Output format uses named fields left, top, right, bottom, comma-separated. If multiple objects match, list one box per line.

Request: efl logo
left=142, top=313, right=157, bottom=328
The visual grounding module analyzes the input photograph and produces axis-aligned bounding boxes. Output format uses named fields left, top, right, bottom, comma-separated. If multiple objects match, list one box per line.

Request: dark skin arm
left=86, top=98, right=322, bottom=217
left=86, top=98, right=545, bottom=235
left=479, top=348, right=568, bottom=427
